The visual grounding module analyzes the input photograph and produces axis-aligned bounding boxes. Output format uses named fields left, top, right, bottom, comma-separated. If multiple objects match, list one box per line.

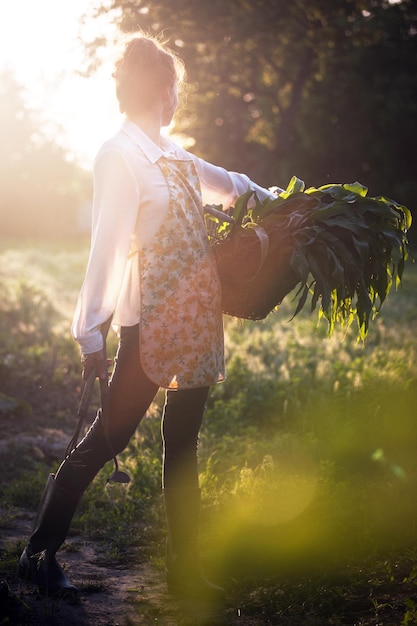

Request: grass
left=0, top=238, right=416, bottom=624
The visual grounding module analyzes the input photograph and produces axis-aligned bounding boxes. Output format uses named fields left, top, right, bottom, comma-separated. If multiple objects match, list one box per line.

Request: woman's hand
left=81, top=350, right=109, bottom=382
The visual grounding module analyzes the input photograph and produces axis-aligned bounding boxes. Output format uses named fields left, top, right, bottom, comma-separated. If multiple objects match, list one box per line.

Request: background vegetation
left=1, top=1, right=416, bottom=622
left=0, top=240, right=416, bottom=624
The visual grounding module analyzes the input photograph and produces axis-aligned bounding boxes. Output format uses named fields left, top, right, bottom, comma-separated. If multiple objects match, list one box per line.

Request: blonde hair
left=113, top=33, right=185, bottom=116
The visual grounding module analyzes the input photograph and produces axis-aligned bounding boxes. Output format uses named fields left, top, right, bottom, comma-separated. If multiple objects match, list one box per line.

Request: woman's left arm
left=192, top=155, right=282, bottom=210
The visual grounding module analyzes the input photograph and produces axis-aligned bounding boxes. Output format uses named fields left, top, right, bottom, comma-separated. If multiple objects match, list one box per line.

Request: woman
left=18, top=33, right=277, bottom=602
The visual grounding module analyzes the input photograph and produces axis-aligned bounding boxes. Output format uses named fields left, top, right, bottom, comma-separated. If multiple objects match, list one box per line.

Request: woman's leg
left=161, top=386, right=225, bottom=601
left=19, top=324, right=158, bottom=594
left=161, top=386, right=209, bottom=490
left=55, top=324, right=159, bottom=491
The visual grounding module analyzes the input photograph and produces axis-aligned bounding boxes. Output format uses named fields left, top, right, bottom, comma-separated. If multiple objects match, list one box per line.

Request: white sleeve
left=71, top=148, right=140, bottom=354
left=192, top=154, right=278, bottom=209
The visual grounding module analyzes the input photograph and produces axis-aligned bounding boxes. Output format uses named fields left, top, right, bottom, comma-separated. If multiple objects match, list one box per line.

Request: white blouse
left=72, top=119, right=278, bottom=355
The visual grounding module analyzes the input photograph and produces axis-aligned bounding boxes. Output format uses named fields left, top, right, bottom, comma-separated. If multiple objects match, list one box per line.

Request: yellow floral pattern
left=138, top=157, right=225, bottom=389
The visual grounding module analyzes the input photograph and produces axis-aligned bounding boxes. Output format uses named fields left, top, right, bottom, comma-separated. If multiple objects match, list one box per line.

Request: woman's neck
left=128, top=111, right=162, bottom=146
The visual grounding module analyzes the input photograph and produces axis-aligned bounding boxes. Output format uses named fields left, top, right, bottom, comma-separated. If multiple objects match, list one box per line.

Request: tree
left=0, top=72, right=89, bottom=238
left=294, top=1, right=417, bottom=207
left=88, top=0, right=416, bottom=237
left=92, top=0, right=329, bottom=181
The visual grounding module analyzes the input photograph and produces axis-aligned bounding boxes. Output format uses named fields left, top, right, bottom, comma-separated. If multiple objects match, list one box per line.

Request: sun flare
left=0, top=0, right=122, bottom=169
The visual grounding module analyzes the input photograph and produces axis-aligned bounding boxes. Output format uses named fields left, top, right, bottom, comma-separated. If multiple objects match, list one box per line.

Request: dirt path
left=0, top=423, right=253, bottom=625
left=1, top=510, right=250, bottom=626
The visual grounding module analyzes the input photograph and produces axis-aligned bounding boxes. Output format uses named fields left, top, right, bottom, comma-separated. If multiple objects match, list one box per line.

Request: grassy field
left=0, top=238, right=416, bottom=624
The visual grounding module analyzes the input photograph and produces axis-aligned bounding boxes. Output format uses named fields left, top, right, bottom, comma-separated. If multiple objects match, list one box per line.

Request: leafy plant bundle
left=204, top=176, right=412, bottom=338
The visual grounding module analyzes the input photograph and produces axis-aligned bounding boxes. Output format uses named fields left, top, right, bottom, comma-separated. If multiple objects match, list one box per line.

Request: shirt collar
left=121, top=118, right=190, bottom=164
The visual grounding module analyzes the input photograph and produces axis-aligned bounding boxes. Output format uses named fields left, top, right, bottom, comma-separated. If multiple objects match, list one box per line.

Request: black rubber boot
left=163, top=488, right=226, bottom=603
left=18, top=410, right=118, bottom=596
left=18, top=474, right=82, bottom=596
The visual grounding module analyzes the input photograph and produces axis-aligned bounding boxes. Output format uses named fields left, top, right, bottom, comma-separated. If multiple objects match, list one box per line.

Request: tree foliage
left=0, top=73, right=89, bottom=238
left=91, top=0, right=416, bottom=241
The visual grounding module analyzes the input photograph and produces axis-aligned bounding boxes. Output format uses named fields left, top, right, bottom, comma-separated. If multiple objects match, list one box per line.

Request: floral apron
left=137, top=156, right=225, bottom=389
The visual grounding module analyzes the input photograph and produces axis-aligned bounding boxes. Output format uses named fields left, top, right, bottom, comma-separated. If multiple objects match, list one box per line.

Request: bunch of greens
left=205, top=176, right=412, bottom=339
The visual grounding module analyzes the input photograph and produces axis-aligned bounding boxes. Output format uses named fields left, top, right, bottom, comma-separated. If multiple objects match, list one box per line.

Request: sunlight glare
left=0, top=0, right=122, bottom=169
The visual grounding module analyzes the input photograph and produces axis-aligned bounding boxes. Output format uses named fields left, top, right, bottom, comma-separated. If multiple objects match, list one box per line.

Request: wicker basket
left=212, top=223, right=301, bottom=320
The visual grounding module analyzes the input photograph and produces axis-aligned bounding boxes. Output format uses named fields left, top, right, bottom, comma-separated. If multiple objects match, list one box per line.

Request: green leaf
left=342, top=181, right=368, bottom=197
left=251, top=194, right=287, bottom=222
left=287, top=175, right=306, bottom=195
left=290, top=247, right=310, bottom=283
left=290, top=283, right=309, bottom=319
left=278, top=176, right=306, bottom=200
left=398, top=256, right=405, bottom=281
left=232, top=189, right=255, bottom=226
left=351, top=236, right=370, bottom=262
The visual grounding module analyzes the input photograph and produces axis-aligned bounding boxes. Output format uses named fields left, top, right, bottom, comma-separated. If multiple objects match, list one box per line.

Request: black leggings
left=56, top=325, right=209, bottom=492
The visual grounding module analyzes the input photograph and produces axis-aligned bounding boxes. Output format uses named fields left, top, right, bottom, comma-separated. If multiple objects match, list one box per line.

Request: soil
left=3, top=517, right=416, bottom=626
left=2, top=516, right=245, bottom=626
left=0, top=427, right=244, bottom=626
